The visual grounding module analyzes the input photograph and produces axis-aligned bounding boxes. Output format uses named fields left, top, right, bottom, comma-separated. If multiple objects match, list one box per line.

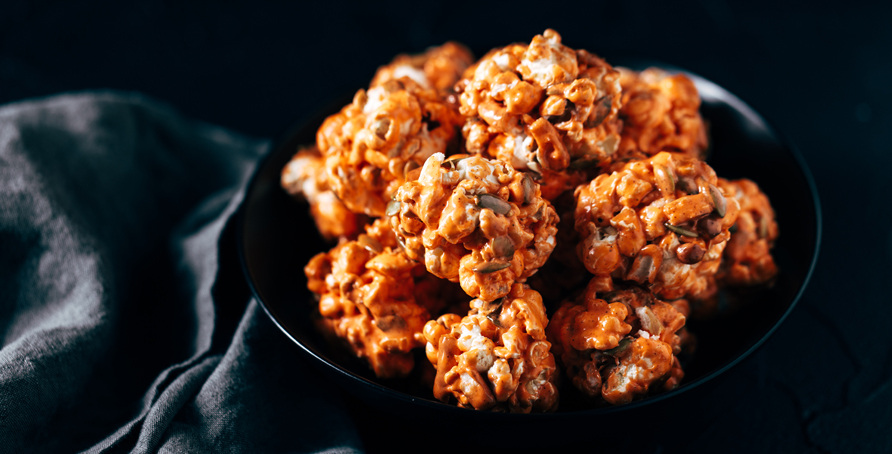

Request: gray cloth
left=0, top=92, right=362, bottom=453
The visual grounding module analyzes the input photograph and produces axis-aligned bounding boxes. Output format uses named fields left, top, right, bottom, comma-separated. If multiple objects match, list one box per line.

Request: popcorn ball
left=390, top=152, right=559, bottom=302
left=423, top=284, right=559, bottom=412
left=304, top=218, right=446, bottom=378
left=547, top=283, right=686, bottom=404
left=316, top=44, right=471, bottom=217
left=370, top=42, right=474, bottom=93
left=574, top=151, right=740, bottom=300
left=616, top=67, right=709, bottom=161
left=456, top=29, right=623, bottom=199
left=717, top=178, right=779, bottom=286
left=280, top=145, right=367, bottom=239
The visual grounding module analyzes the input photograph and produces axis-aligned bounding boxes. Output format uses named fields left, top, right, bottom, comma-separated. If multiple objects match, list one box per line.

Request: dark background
left=2, top=1, right=890, bottom=452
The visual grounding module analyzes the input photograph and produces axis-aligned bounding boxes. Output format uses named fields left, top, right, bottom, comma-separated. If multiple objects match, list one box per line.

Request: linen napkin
left=0, top=92, right=361, bottom=453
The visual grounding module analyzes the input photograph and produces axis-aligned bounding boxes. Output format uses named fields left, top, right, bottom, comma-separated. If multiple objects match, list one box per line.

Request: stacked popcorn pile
left=282, top=30, right=779, bottom=412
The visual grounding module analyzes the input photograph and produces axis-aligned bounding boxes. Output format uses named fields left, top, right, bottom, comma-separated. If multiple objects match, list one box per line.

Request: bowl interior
left=237, top=70, right=820, bottom=420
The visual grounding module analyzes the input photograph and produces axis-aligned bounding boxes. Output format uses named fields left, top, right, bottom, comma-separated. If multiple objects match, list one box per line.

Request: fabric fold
left=0, top=92, right=361, bottom=453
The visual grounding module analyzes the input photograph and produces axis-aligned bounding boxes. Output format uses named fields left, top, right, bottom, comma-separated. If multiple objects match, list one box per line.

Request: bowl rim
left=236, top=66, right=822, bottom=419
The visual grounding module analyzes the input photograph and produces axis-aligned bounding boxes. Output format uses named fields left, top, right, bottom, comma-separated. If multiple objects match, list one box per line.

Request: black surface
left=3, top=1, right=890, bottom=452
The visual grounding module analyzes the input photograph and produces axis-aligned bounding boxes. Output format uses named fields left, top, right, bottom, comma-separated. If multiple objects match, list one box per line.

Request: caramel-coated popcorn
left=574, top=151, right=740, bottom=300
left=456, top=29, right=623, bottom=199
left=281, top=146, right=367, bottom=239
left=305, top=219, right=449, bottom=378
left=423, top=284, right=559, bottom=412
left=316, top=44, right=470, bottom=217
left=284, top=29, right=783, bottom=411
left=391, top=152, right=559, bottom=302
left=370, top=42, right=474, bottom=93
left=717, top=178, right=779, bottom=286
left=616, top=68, right=708, bottom=161
left=547, top=283, right=685, bottom=403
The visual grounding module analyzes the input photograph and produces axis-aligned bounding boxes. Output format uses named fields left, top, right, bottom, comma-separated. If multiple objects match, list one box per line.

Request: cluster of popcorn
left=573, top=151, right=739, bottom=301
left=390, top=152, right=558, bottom=302
left=616, top=68, right=708, bottom=161
left=283, top=30, right=779, bottom=411
left=457, top=29, right=623, bottom=200
left=423, top=284, right=559, bottom=412
left=304, top=219, right=461, bottom=378
left=547, top=283, right=686, bottom=404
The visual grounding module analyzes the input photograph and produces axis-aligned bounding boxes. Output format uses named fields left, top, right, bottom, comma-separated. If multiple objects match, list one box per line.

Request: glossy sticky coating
left=423, top=284, right=559, bottom=412
left=316, top=43, right=472, bottom=216
left=280, top=145, right=367, bottom=239
left=390, top=153, right=559, bottom=302
left=717, top=178, right=779, bottom=286
left=304, top=219, right=453, bottom=378
left=456, top=29, right=623, bottom=200
left=547, top=284, right=686, bottom=404
left=616, top=67, right=709, bottom=162
left=574, top=151, right=740, bottom=301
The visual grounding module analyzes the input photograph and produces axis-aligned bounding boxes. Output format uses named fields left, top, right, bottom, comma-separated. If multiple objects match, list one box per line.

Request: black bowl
left=237, top=68, right=821, bottom=444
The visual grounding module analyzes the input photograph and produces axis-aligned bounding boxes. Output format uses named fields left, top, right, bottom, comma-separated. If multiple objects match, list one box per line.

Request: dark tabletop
left=2, top=1, right=889, bottom=452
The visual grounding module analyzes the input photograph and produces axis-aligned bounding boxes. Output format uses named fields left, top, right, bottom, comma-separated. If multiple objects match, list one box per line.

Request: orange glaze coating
left=527, top=191, right=589, bottom=303
left=390, top=152, right=559, bottom=302
left=423, top=284, right=559, bottom=412
left=370, top=42, right=474, bottom=93
left=717, top=178, right=779, bottom=286
left=281, top=145, right=367, bottom=239
left=316, top=43, right=472, bottom=217
left=546, top=283, right=685, bottom=403
left=616, top=68, right=708, bottom=162
left=304, top=218, right=452, bottom=378
left=574, top=151, right=741, bottom=300
left=456, top=29, right=623, bottom=200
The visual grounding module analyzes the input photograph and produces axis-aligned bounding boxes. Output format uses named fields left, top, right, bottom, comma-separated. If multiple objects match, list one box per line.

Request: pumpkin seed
left=492, top=236, right=515, bottom=258
left=372, top=118, right=391, bottom=140
left=759, top=216, right=769, bottom=239
left=357, top=234, right=383, bottom=254
left=676, top=177, right=697, bottom=195
left=473, top=261, right=511, bottom=274
left=440, top=156, right=468, bottom=169
left=385, top=200, right=401, bottom=216
left=477, top=194, right=511, bottom=215
left=604, top=337, right=633, bottom=356
left=588, top=95, right=612, bottom=128
left=521, top=173, right=535, bottom=205
left=403, top=160, right=420, bottom=180
left=709, top=184, right=727, bottom=218
left=485, top=298, right=505, bottom=327
left=638, top=306, right=663, bottom=336
left=527, top=169, right=543, bottom=181
left=664, top=223, right=699, bottom=238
